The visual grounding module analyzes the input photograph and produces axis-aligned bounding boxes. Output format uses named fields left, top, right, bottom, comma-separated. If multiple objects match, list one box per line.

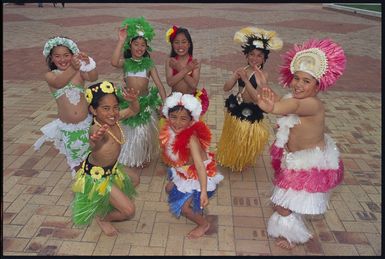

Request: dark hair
left=45, top=36, right=75, bottom=71
left=170, top=27, right=193, bottom=58
left=168, top=105, right=193, bottom=120
left=88, top=81, right=119, bottom=110
left=241, top=36, right=270, bottom=69
left=123, top=36, right=150, bottom=59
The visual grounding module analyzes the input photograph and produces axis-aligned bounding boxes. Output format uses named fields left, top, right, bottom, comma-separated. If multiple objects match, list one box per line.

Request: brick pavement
left=3, top=3, right=381, bottom=256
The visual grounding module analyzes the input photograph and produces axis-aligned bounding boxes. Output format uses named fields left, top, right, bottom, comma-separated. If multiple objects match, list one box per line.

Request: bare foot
left=186, top=223, right=210, bottom=239
left=275, top=237, right=295, bottom=250
left=205, top=215, right=218, bottom=235
left=96, top=217, right=118, bottom=236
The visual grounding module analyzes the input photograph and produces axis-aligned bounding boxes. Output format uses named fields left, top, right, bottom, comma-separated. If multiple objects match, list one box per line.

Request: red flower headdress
left=165, top=25, right=179, bottom=44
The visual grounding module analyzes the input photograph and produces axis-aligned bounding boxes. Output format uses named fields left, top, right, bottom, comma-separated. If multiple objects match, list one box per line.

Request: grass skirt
left=71, top=158, right=136, bottom=226
left=216, top=108, right=269, bottom=172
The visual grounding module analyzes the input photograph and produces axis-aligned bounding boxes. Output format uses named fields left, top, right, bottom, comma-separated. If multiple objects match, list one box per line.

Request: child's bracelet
left=80, top=57, right=96, bottom=72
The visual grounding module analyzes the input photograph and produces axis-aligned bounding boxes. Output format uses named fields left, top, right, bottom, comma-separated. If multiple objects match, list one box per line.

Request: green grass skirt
left=71, top=163, right=136, bottom=226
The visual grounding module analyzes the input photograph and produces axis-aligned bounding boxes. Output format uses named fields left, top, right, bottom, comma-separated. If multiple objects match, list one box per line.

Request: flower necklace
left=93, top=118, right=125, bottom=145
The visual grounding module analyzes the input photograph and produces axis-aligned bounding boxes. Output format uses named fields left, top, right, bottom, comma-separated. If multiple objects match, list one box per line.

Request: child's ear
left=89, top=106, right=97, bottom=116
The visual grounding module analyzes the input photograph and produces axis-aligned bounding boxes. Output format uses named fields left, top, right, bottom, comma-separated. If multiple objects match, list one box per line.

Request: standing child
left=255, top=38, right=346, bottom=249
left=216, top=27, right=282, bottom=172
left=165, top=25, right=209, bottom=115
left=111, top=16, right=166, bottom=170
left=159, top=92, right=223, bottom=239
left=72, top=81, right=139, bottom=236
left=34, top=36, right=98, bottom=177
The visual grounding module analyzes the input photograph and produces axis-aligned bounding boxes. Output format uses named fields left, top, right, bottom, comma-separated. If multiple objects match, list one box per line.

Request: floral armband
left=80, top=57, right=96, bottom=72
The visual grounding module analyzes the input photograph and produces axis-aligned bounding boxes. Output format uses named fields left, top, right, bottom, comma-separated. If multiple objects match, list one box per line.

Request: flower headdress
left=162, top=92, right=202, bottom=122
left=165, top=25, right=179, bottom=44
left=234, top=27, right=283, bottom=54
left=279, top=38, right=346, bottom=91
left=43, top=36, right=79, bottom=57
left=85, top=81, right=117, bottom=106
left=121, top=17, right=155, bottom=53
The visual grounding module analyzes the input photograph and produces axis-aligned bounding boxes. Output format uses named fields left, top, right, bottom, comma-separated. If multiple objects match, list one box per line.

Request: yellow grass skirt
left=216, top=110, right=269, bottom=172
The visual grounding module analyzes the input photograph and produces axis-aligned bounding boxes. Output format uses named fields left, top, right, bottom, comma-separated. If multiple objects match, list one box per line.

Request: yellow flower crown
left=85, top=81, right=117, bottom=105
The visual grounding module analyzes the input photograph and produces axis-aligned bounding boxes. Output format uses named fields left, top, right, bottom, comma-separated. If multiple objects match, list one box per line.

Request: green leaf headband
left=43, top=36, right=79, bottom=57
left=121, top=17, right=155, bottom=53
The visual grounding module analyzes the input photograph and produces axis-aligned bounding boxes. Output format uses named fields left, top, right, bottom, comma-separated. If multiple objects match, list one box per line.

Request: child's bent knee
left=122, top=204, right=135, bottom=218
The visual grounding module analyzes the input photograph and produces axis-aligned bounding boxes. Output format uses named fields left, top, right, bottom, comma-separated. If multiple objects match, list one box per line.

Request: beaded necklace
left=93, top=118, right=125, bottom=145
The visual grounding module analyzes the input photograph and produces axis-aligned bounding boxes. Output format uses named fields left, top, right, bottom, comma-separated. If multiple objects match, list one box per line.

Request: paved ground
left=3, top=3, right=381, bottom=256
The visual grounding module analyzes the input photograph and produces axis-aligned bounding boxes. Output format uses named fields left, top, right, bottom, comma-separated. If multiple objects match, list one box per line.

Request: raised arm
left=119, top=87, right=140, bottom=119
left=89, top=124, right=109, bottom=151
left=111, top=25, right=127, bottom=68
left=45, top=55, right=80, bottom=89
left=77, top=52, right=98, bottom=82
left=256, top=87, right=322, bottom=116
left=223, top=67, right=243, bottom=92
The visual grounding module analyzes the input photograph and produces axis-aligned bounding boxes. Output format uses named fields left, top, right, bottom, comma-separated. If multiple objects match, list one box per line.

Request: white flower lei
left=43, top=37, right=79, bottom=57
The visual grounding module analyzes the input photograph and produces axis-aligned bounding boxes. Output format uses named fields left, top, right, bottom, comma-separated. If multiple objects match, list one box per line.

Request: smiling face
left=168, top=107, right=193, bottom=134
left=51, top=46, right=73, bottom=70
left=90, top=94, right=120, bottom=127
left=130, top=37, right=147, bottom=59
left=172, top=32, right=190, bottom=57
left=246, top=48, right=265, bottom=68
left=290, top=71, right=319, bottom=99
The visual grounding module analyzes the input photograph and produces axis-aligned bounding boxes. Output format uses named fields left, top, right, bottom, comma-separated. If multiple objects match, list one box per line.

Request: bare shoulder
left=298, top=96, right=324, bottom=115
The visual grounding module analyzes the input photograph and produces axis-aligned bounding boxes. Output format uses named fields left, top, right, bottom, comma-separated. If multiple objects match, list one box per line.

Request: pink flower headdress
left=279, top=38, right=346, bottom=91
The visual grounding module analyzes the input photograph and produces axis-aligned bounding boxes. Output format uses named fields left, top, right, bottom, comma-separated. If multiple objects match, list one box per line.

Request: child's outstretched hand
left=118, top=25, right=128, bottom=41
left=90, top=124, right=109, bottom=142
left=257, top=87, right=275, bottom=113
left=122, top=87, right=139, bottom=102
left=200, top=191, right=209, bottom=209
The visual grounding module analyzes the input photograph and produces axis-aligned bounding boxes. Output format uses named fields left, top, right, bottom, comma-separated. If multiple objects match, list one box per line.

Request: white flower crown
left=43, top=37, right=79, bottom=57
left=162, top=92, right=202, bottom=121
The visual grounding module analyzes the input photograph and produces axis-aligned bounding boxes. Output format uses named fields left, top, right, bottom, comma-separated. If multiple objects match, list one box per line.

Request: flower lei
left=123, top=57, right=154, bottom=74
left=43, top=36, right=79, bottom=57
left=165, top=25, right=179, bottom=44
left=85, top=81, right=117, bottom=104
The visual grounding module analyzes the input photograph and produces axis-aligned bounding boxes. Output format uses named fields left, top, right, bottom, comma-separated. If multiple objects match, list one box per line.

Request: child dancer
left=111, top=16, right=166, bottom=169
left=216, top=27, right=282, bottom=172
left=34, top=36, right=98, bottom=177
left=159, top=92, right=223, bottom=239
left=72, top=81, right=139, bottom=236
left=255, top=38, right=346, bottom=249
left=165, top=25, right=209, bottom=115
